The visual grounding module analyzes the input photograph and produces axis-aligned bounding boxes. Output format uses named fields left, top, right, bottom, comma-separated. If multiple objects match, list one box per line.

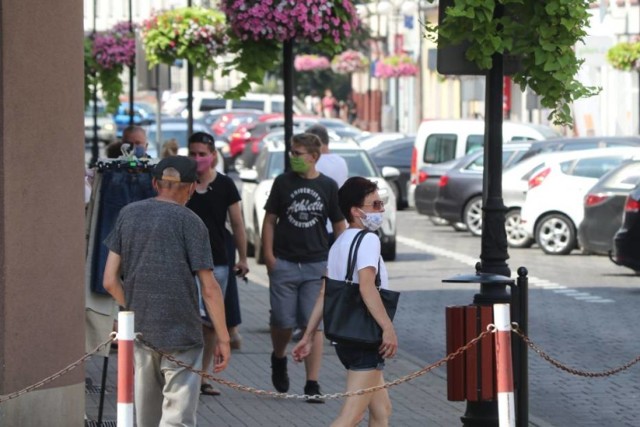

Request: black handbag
left=323, top=229, right=400, bottom=347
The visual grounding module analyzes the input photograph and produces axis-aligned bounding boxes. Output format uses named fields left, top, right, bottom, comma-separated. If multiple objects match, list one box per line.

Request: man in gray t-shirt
left=103, top=156, right=230, bottom=427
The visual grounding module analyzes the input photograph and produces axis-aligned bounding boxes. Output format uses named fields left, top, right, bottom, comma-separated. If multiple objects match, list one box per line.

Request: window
left=465, top=135, right=484, bottom=154
left=570, top=156, right=624, bottom=179
left=233, top=100, right=265, bottom=110
left=200, top=98, right=227, bottom=112
left=423, top=134, right=457, bottom=163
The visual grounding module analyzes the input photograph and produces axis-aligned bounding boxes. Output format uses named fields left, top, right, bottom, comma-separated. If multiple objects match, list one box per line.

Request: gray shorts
left=268, top=258, right=326, bottom=329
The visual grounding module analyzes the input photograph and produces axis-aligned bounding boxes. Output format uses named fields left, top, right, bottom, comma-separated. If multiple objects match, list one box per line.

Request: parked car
left=356, top=132, right=405, bottom=150
left=114, top=102, right=156, bottom=137
left=239, top=140, right=399, bottom=262
left=610, top=181, right=640, bottom=274
left=366, top=136, right=415, bottom=209
left=84, top=102, right=116, bottom=144
left=408, top=119, right=560, bottom=208
left=428, top=143, right=533, bottom=236
left=578, top=160, right=640, bottom=254
left=520, top=147, right=640, bottom=255
left=519, top=136, right=640, bottom=162
left=162, top=91, right=309, bottom=118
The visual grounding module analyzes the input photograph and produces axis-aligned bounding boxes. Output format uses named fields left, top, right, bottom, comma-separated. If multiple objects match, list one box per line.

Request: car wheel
left=253, top=214, right=265, bottom=264
left=392, top=182, right=404, bottom=211
left=505, top=209, right=534, bottom=248
left=463, top=196, right=483, bottom=237
left=429, top=216, right=450, bottom=226
left=535, top=213, right=576, bottom=255
left=451, top=222, right=468, bottom=232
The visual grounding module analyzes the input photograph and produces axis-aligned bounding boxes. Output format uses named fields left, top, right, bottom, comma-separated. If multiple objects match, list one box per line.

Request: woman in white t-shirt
left=292, top=176, right=398, bottom=426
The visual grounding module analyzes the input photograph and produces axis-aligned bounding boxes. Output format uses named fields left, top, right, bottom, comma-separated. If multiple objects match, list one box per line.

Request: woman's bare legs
left=331, top=370, right=391, bottom=427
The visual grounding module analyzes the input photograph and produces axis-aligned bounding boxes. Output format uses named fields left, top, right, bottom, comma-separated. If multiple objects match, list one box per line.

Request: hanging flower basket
left=607, top=41, right=640, bottom=72
left=84, top=22, right=137, bottom=113
left=221, top=0, right=360, bottom=55
left=141, top=7, right=229, bottom=76
left=331, top=49, right=369, bottom=74
left=294, top=54, right=331, bottom=72
left=374, top=54, right=419, bottom=79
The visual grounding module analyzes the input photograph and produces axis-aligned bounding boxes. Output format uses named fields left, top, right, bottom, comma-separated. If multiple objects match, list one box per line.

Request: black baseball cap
left=188, top=131, right=215, bottom=147
left=152, top=156, right=198, bottom=183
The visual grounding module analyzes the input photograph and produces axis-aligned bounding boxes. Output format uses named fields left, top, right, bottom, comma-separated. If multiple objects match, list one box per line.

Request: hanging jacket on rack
left=88, top=159, right=157, bottom=295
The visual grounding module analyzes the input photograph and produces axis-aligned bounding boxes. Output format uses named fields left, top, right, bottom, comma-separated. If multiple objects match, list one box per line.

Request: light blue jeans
left=196, top=265, right=229, bottom=321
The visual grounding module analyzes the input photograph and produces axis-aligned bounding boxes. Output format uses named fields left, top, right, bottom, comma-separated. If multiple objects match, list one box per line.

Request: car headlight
left=377, top=186, right=390, bottom=204
left=103, top=123, right=115, bottom=131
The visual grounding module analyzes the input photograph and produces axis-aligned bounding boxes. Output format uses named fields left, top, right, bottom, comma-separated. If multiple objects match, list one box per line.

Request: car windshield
left=266, top=149, right=379, bottom=180
left=147, top=127, right=206, bottom=148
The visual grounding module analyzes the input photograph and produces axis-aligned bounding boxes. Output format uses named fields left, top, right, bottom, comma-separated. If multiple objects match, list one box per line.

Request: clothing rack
left=94, top=158, right=157, bottom=172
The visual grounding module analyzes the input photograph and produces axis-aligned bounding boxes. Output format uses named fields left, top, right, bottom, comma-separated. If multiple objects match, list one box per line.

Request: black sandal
left=200, top=383, right=221, bottom=396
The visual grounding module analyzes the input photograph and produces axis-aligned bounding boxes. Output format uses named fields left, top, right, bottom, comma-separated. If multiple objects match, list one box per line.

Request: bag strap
left=345, top=230, right=382, bottom=288
left=345, top=230, right=369, bottom=283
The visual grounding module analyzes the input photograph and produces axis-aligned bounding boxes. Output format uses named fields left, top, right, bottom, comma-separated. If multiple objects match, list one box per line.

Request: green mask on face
left=290, top=156, right=310, bottom=174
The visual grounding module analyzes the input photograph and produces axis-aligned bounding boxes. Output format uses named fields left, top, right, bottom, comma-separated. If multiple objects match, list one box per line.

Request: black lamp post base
left=461, top=401, right=499, bottom=427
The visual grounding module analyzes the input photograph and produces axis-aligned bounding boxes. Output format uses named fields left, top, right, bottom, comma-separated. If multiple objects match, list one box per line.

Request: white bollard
left=494, top=303, right=515, bottom=427
left=117, top=311, right=135, bottom=427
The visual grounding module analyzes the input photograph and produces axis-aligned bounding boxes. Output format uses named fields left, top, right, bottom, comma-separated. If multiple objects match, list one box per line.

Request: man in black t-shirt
left=187, top=131, right=249, bottom=396
left=263, top=133, right=346, bottom=402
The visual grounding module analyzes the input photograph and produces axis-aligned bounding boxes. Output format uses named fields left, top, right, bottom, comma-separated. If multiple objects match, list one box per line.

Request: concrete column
left=0, top=0, right=86, bottom=426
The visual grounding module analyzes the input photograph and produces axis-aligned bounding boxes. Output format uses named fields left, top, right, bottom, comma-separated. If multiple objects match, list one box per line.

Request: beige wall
left=0, top=0, right=85, bottom=425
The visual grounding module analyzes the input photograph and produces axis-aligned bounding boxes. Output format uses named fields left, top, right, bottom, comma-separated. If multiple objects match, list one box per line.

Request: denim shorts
left=334, top=344, right=385, bottom=371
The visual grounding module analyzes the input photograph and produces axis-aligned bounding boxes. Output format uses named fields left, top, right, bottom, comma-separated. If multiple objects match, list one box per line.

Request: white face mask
left=358, top=209, right=384, bottom=231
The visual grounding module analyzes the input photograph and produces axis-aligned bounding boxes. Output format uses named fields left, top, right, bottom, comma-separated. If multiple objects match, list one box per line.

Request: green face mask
left=290, top=156, right=310, bottom=174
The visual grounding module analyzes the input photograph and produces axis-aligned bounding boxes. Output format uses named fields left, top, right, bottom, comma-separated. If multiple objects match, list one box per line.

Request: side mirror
left=239, top=169, right=258, bottom=183
left=381, top=166, right=400, bottom=179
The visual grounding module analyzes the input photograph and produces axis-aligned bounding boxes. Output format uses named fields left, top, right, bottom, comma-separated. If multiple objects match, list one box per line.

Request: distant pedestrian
left=187, top=131, right=249, bottom=397
left=292, top=176, right=397, bottom=425
left=121, top=125, right=150, bottom=158
left=103, top=156, right=230, bottom=427
left=322, top=89, right=337, bottom=118
left=262, top=133, right=346, bottom=402
left=161, top=138, right=179, bottom=158
left=307, top=124, right=348, bottom=188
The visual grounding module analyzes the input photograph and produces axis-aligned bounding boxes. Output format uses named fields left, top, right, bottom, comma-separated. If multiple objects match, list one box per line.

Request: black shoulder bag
left=323, top=230, right=400, bottom=347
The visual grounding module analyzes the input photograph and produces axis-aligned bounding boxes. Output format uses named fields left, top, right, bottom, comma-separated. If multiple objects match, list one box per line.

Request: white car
left=520, top=147, right=640, bottom=255
left=239, top=140, right=399, bottom=262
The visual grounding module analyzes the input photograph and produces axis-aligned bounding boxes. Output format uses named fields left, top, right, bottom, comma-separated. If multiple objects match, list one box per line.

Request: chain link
left=0, top=332, right=116, bottom=404
left=512, top=325, right=640, bottom=377
left=138, top=327, right=495, bottom=400
left=8, top=322, right=636, bottom=405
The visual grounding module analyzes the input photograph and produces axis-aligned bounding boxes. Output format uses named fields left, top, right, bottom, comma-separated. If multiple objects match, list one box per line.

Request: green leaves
left=607, top=41, right=640, bottom=72
left=424, top=0, right=599, bottom=127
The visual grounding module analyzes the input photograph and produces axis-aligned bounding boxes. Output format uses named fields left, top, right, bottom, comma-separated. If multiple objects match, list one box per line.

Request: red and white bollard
left=494, top=303, right=515, bottom=427
left=117, top=311, right=135, bottom=427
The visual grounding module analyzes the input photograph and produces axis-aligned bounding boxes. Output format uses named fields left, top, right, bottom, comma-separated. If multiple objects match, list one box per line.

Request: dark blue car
left=115, top=102, right=156, bottom=137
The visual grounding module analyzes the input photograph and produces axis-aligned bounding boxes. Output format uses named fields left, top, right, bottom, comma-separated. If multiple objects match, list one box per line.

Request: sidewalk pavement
left=84, top=274, right=551, bottom=427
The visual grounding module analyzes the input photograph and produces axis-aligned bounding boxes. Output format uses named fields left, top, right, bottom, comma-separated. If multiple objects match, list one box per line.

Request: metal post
left=187, top=0, right=193, bottom=138
left=464, top=3, right=509, bottom=425
left=97, top=356, right=109, bottom=426
left=514, top=267, right=529, bottom=427
left=117, top=312, right=135, bottom=427
left=91, top=0, right=99, bottom=165
left=283, top=39, right=294, bottom=172
left=128, top=0, right=134, bottom=126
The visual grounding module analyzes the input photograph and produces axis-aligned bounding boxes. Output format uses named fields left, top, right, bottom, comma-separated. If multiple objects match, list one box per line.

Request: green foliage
left=221, top=38, right=282, bottom=100
left=607, top=41, right=640, bottom=72
left=84, top=37, right=124, bottom=114
left=426, top=0, right=600, bottom=126
left=141, top=7, right=228, bottom=77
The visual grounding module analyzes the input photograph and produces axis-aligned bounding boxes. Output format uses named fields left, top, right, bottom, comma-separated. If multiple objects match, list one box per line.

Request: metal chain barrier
left=511, top=324, right=640, bottom=378
left=137, top=325, right=497, bottom=401
left=0, top=332, right=117, bottom=404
